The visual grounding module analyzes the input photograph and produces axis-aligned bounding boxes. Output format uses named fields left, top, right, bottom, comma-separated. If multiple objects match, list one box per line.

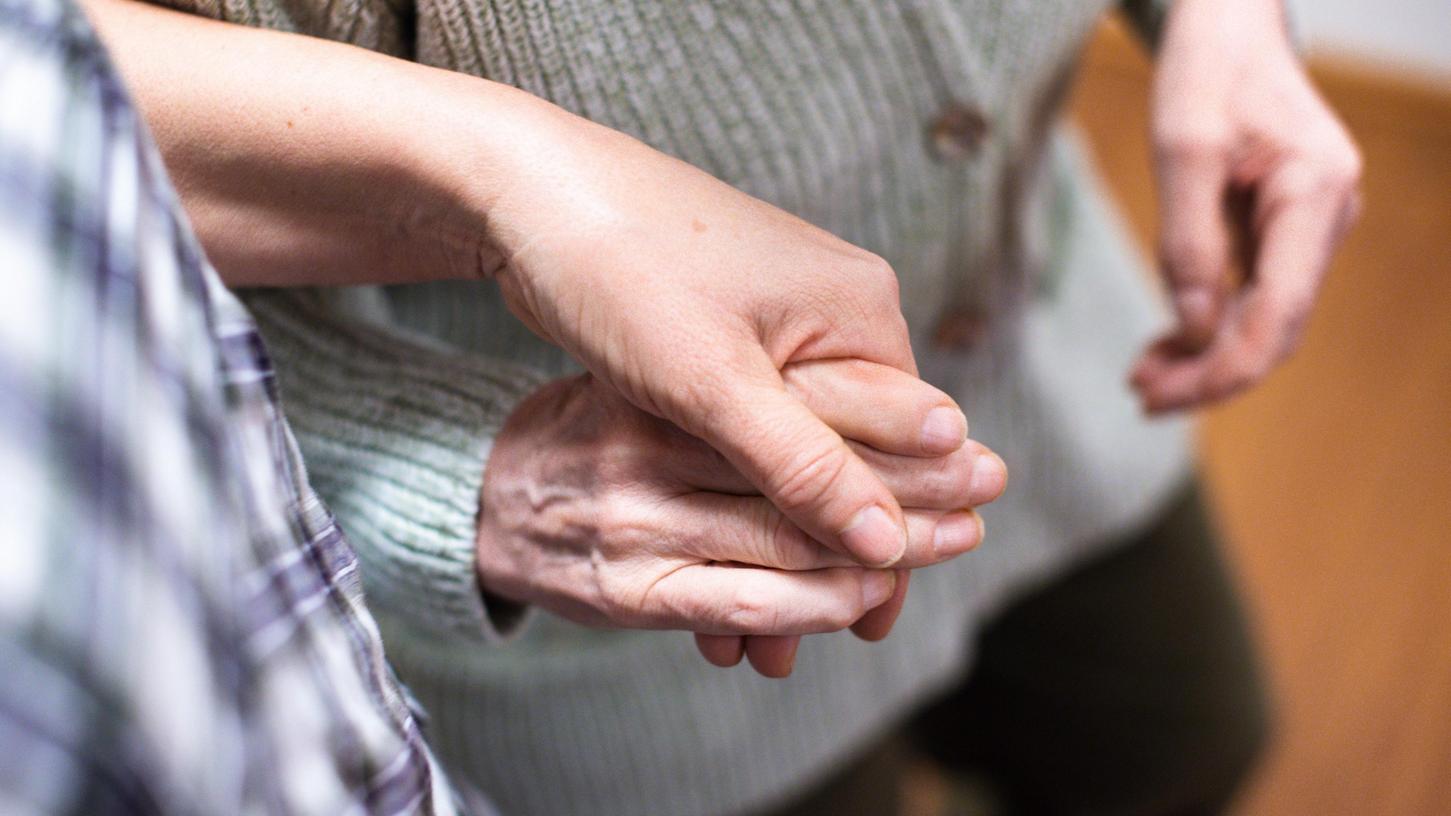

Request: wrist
left=1167, top=0, right=1288, bottom=46
left=428, top=77, right=613, bottom=286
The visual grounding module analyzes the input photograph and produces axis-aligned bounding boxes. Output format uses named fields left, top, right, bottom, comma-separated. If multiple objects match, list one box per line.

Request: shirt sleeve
left=1120, top=0, right=1300, bottom=51
left=144, top=0, right=415, bottom=57
left=1119, top=0, right=1174, bottom=47
left=241, top=287, right=548, bottom=644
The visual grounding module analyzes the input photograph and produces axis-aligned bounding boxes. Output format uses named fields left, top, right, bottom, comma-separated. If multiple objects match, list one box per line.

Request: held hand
left=475, top=361, right=1006, bottom=675
left=83, top=0, right=968, bottom=573
left=1131, top=0, right=1362, bottom=412
left=484, top=107, right=940, bottom=571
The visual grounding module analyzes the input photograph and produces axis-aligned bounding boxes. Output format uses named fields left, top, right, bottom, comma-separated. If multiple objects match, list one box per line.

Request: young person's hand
left=1132, top=0, right=1362, bottom=412
left=87, top=0, right=962, bottom=575
left=476, top=361, right=1006, bottom=677
left=484, top=105, right=943, bottom=572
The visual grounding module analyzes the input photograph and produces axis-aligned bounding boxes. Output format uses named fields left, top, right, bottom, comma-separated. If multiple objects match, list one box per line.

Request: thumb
left=685, top=369, right=909, bottom=568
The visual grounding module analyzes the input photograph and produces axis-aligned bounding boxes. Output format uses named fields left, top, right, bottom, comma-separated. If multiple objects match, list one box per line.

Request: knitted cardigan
left=152, top=1, right=1188, bottom=813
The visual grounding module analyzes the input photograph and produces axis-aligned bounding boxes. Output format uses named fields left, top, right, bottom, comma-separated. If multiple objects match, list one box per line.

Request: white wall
left=1290, top=0, right=1451, bottom=80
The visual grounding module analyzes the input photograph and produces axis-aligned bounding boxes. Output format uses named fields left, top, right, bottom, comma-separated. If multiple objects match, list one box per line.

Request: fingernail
left=969, top=452, right=1007, bottom=500
left=863, top=570, right=896, bottom=608
left=920, top=406, right=968, bottom=453
left=932, top=511, right=982, bottom=557
left=841, top=505, right=907, bottom=567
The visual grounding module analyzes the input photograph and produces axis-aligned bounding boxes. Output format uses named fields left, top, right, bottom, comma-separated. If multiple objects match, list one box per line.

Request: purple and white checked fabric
left=0, top=0, right=481, bottom=811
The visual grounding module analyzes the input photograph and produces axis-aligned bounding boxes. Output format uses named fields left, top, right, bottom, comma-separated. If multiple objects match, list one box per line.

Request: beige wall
left=1291, top=0, right=1451, bottom=79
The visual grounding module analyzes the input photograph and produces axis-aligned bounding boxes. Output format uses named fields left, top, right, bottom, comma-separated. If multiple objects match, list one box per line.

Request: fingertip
left=840, top=504, right=908, bottom=567
left=850, top=569, right=910, bottom=642
left=1131, top=342, right=1218, bottom=415
left=745, top=635, right=799, bottom=678
left=1130, top=334, right=1186, bottom=390
left=930, top=510, right=983, bottom=559
left=919, top=405, right=968, bottom=455
left=863, top=569, right=897, bottom=609
left=1129, top=353, right=1159, bottom=389
left=1139, top=385, right=1199, bottom=416
left=967, top=451, right=1007, bottom=505
left=694, top=633, right=745, bottom=668
left=1174, top=288, right=1222, bottom=351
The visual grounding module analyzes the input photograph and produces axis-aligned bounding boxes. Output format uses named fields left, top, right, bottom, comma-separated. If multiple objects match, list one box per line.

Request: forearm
left=85, top=0, right=956, bottom=577
left=82, top=0, right=566, bottom=287
left=1162, top=0, right=1289, bottom=47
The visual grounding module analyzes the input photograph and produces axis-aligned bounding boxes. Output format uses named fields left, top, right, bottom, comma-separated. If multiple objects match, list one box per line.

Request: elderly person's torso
left=150, top=1, right=1189, bottom=814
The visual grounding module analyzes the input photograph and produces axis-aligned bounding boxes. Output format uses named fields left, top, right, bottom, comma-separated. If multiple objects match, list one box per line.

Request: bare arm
left=82, top=0, right=560, bottom=287
left=84, top=0, right=1005, bottom=676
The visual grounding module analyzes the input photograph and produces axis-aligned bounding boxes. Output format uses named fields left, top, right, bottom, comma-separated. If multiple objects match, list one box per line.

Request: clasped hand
left=477, top=361, right=1005, bottom=676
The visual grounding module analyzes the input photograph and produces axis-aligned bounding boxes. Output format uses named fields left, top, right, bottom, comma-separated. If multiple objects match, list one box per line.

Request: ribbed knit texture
left=149, top=1, right=1189, bottom=814
left=379, top=135, right=1192, bottom=816
left=243, top=287, right=545, bottom=642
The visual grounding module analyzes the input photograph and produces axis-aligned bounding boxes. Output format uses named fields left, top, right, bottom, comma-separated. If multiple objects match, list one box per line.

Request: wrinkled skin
left=478, top=360, right=1006, bottom=676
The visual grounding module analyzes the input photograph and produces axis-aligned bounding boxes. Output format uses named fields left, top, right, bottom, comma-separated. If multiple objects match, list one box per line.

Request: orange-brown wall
left=1070, top=19, right=1451, bottom=816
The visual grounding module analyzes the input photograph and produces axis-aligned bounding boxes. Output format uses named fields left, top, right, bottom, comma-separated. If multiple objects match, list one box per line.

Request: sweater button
left=928, top=102, right=989, bottom=162
left=931, top=309, right=988, bottom=352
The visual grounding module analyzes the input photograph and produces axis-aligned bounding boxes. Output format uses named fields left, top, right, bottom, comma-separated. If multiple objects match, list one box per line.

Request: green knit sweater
left=158, top=1, right=1187, bottom=814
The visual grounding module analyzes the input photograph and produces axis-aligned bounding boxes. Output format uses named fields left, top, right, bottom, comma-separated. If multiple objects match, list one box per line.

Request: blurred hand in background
left=1132, top=0, right=1363, bottom=413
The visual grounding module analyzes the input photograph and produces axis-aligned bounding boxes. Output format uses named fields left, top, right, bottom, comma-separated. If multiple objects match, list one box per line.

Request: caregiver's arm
left=82, top=0, right=504, bottom=288
left=84, top=0, right=940, bottom=569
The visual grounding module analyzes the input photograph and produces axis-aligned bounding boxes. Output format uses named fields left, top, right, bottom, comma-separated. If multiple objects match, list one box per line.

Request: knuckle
left=763, top=512, right=815, bottom=569
left=592, top=565, right=642, bottom=626
left=589, top=502, right=658, bottom=614
left=780, top=363, right=821, bottom=407
left=595, top=443, right=639, bottom=488
left=1275, top=165, right=1325, bottom=201
left=1286, top=139, right=1363, bottom=201
left=724, top=584, right=781, bottom=633
left=1331, top=144, right=1365, bottom=188
left=663, top=370, right=736, bottom=437
left=594, top=492, right=641, bottom=544
left=768, top=442, right=850, bottom=515
left=1312, top=127, right=1364, bottom=187
left=1309, top=162, right=1358, bottom=199
left=853, top=252, right=903, bottom=311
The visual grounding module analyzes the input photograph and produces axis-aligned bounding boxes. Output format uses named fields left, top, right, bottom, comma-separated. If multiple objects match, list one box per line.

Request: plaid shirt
left=0, top=0, right=479, bottom=812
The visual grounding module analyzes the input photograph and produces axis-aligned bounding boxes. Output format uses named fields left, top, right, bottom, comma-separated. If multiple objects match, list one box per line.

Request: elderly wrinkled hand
left=80, top=0, right=1007, bottom=677
left=476, top=360, right=1006, bottom=677
left=487, top=105, right=953, bottom=573
left=1131, top=0, right=1363, bottom=412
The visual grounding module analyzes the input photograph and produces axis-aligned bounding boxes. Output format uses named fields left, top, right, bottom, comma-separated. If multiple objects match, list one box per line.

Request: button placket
left=929, top=101, right=989, bottom=162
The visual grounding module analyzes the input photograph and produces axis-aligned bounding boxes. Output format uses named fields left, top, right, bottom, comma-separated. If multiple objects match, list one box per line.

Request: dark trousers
left=768, top=483, right=1270, bottom=816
